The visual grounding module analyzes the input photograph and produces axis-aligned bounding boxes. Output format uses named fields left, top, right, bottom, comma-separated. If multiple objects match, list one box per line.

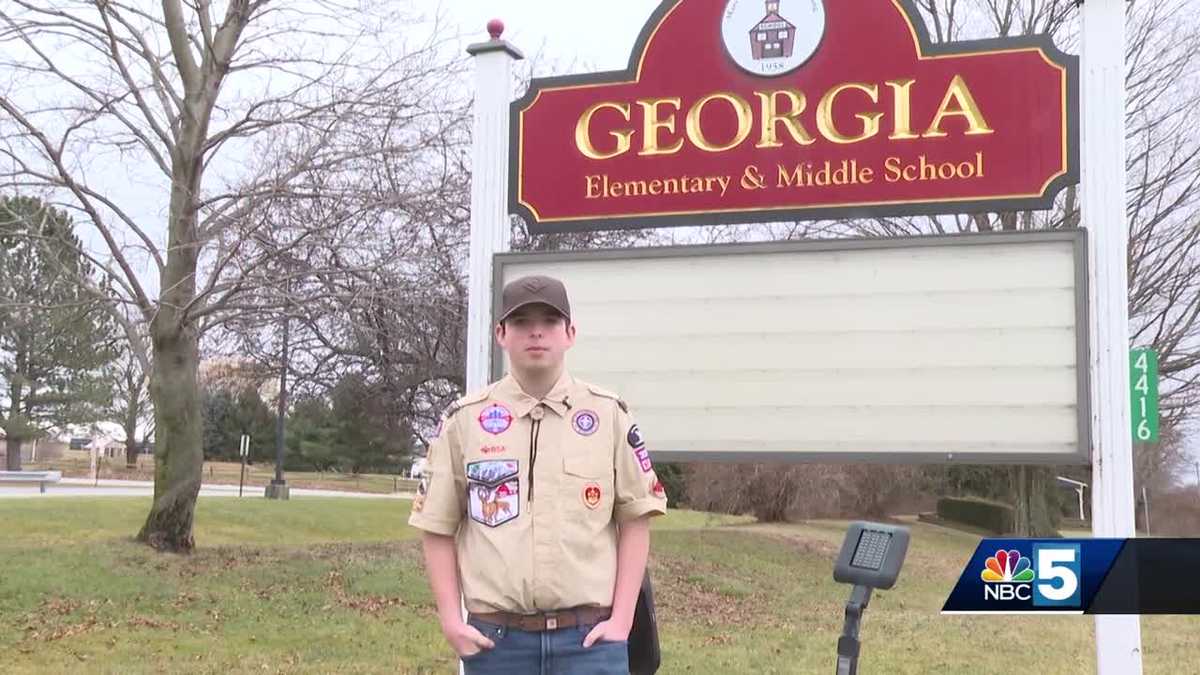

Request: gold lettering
left=778, top=164, right=803, bottom=188
left=649, top=179, right=663, bottom=195
left=924, top=75, right=994, bottom=138
left=884, top=157, right=902, bottom=182
left=686, top=92, right=754, bottom=153
left=885, top=79, right=919, bottom=140
left=920, top=156, right=938, bottom=181
left=586, top=175, right=603, bottom=198
left=755, top=90, right=815, bottom=148
left=816, top=83, right=883, bottom=144
left=575, top=102, right=634, bottom=160
left=637, top=98, right=684, bottom=156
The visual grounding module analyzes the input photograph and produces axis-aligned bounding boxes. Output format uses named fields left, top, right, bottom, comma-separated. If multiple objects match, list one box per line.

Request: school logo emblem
left=721, top=0, right=825, bottom=77
left=572, top=409, right=599, bottom=436
left=478, top=404, right=513, bottom=435
left=583, top=483, right=602, bottom=509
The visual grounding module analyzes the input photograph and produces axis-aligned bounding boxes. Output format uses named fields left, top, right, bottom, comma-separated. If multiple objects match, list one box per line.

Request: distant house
left=0, top=430, right=67, bottom=463
left=749, top=0, right=797, bottom=60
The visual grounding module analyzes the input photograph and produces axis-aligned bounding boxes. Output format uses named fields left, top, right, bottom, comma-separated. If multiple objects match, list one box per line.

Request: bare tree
left=103, top=322, right=153, bottom=468
left=866, top=0, right=1200, bottom=529
left=0, top=1, right=465, bottom=551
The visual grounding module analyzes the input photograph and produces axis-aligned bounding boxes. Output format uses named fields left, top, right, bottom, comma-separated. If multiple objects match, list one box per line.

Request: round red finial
left=487, top=19, right=504, bottom=40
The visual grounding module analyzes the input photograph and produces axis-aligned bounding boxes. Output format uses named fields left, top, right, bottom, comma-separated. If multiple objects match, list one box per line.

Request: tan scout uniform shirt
left=408, top=371, right=668, bottom=614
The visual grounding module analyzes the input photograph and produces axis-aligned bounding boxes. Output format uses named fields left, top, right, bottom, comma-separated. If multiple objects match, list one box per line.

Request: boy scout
left=409, top=274, right=668, bottom=674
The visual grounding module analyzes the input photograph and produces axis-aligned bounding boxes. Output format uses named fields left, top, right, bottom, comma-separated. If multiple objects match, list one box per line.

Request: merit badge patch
left=583, top=482, right=602, bottom=509
left=572, top=409, right=599, bottom=436
left=628, top=424, right=653, bottom=473
left=478, top=404, right=513, bottom=435
left=466, top=460, right=520, bottom=527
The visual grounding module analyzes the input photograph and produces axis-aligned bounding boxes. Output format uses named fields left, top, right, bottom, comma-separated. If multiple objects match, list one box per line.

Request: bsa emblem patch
left=583, top=483, right=602, bottom=509
left=572, top=409, right=599, bottom=436
left=466, top=460, right=520, bottom=527
left=480, top=445, right=507, bottom=455
left=479, top=404, right=514, bottom=435
left=721, top=0, right=826, bottom=77
left=628, top=424, right=653, bottom=473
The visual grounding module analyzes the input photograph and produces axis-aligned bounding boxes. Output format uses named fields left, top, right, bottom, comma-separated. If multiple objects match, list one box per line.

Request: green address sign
left=1130, top=348, right=1159, bottom=442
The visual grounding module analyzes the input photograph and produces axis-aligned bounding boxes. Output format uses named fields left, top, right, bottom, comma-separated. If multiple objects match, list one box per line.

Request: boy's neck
left=510, top=364, right=565, bottom=400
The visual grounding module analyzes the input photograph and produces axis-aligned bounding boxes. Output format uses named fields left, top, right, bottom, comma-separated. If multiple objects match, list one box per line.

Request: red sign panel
left=510, top=0, right=1077, bottom=233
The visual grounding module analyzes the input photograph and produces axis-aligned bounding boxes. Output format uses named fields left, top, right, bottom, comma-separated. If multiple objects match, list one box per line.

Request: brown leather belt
left=470, top=606, right=612, bottom=632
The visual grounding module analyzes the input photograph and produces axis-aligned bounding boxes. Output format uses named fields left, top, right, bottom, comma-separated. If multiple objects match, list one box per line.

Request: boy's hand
left=442, top=620, right=496, bottom=658
left=582, top=617, right=632, bottom=648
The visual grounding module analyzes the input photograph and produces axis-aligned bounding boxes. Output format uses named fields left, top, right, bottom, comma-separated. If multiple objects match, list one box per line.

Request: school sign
left=511, top=0, right=1078, bottom=233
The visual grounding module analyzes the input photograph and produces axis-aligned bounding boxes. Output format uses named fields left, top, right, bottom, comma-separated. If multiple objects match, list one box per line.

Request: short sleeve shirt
left=407, top=371, right=668, bottom=614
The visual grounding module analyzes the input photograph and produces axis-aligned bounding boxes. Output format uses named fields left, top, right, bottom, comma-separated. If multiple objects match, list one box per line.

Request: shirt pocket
left=562, top=447, right=609, bottom=479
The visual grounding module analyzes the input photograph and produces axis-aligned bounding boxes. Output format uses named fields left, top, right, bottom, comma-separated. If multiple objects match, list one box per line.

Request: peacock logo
left=981, top=549, right=1035, bottom=583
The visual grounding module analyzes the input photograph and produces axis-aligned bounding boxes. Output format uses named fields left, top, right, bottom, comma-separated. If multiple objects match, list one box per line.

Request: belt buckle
left=545, top=613, right=558, bottom=630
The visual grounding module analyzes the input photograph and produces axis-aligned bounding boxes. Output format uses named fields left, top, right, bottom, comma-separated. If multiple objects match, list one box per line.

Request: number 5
left=1037, top=548, right=1079, bottom=602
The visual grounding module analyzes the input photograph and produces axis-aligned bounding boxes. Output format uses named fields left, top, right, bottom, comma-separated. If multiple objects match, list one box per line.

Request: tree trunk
left=5, top=435, right=21, bottom=471
left=1011, top=466, right=1059, bottom=536
left=136, top=321, right=202, bottom=552
left=125, top=439, right=139, bottom=469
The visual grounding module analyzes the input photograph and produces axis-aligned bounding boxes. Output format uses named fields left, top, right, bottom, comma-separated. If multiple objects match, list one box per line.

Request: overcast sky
left=442, top=2, right=655, bottom=72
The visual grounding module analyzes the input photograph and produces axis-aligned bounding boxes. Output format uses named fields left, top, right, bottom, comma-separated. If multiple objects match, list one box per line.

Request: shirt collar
left=496, top=370, right=577, bottom=419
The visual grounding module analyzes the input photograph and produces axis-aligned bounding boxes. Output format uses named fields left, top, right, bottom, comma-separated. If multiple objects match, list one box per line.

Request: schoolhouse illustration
left=750, top=0, right=797, bottom=60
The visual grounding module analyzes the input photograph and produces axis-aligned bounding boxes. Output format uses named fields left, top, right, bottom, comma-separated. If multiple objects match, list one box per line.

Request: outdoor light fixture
left=832, top=521, right=911, bottom=675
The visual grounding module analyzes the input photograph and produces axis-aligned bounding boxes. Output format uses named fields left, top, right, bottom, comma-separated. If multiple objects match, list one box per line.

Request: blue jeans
left=462, top=616, right=629, bottom=675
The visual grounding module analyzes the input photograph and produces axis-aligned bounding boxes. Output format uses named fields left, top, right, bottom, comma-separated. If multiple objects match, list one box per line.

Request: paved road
left=0, top=477, right=413, bottom=500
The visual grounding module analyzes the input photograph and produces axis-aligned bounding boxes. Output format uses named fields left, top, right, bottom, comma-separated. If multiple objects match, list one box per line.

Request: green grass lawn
left=1, top=498, right=1197, bottom=674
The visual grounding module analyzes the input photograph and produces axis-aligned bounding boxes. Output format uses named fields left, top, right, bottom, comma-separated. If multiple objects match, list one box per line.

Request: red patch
left=583, top=483, right=602, bottom=509
left=651, top=478, right=666, bottom=499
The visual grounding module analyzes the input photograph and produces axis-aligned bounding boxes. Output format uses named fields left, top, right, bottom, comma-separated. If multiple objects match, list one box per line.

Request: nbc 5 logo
left=981, top=544, right=1081, bottom=607
left=1031, top=543, right=1081, bottom=607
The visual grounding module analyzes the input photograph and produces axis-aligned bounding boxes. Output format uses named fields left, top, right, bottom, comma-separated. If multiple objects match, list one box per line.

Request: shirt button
left=530, top=405, right=545, bottom=421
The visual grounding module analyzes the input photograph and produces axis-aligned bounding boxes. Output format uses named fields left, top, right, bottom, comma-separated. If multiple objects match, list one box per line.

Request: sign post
left=239, top=434, right=250, bottom=498
left=1081, top=0, right=1143, bottom=671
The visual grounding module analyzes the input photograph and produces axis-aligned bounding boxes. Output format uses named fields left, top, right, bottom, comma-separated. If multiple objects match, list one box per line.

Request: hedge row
left=937, top=496, right=1013, bottom=534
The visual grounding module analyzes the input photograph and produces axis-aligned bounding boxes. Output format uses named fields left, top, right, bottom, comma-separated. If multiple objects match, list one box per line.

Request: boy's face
left=495, top=304, right=576, bottom=375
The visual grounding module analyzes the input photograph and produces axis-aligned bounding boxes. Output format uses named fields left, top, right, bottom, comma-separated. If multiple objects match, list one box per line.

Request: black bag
left=627, top=573, right=661, bottom=675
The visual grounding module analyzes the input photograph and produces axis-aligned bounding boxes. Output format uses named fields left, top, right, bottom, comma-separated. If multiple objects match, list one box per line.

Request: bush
left=684, top=463, right=924, bottom=522
left=655, top=463, right=687, bottom=506
left=937, top=496, right=1014, bottom=534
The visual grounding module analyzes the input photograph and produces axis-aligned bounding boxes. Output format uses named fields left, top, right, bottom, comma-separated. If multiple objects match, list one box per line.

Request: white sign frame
left=494, top=230, right=1090, bottom=465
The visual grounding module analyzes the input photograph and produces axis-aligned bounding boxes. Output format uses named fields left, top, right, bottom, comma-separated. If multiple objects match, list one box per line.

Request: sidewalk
left=0, top=477, right=414, bottom=500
